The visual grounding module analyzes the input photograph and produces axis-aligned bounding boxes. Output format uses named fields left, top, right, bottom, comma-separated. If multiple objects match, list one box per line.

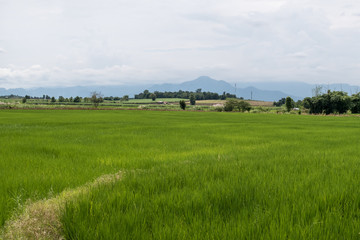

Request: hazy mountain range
left=1, top=76, right=359, bottom=102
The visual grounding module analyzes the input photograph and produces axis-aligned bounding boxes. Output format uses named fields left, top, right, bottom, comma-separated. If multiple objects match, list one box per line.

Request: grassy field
left=1, top=109, right=360, bottom=239
left=0, top=98, right=274, bottom=111
left=196, top=99, right=274, bottom=107
left=126, top=98, right=184, bottom=103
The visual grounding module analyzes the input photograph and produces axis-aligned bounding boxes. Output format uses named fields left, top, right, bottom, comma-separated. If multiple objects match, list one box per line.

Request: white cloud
left=1, top=0, right=360, bottom=88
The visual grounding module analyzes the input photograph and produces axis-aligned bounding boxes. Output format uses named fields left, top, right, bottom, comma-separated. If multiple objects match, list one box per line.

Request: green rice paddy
left=1, top=109, right=360, bottom=239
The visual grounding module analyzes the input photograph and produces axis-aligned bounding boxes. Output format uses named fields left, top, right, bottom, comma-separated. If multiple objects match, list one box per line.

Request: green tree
left=179, top=100, right=186, bottom=110
left=150, top=93, right=156, bottom=101
left=329, top=91, right=351, bottom=114
left=51, top=97, right=56, bottom=103
left=22, top=97, right=27, bottom=103
left=237, top=100, right=252, bottom=112
left=58, top=96, right=65, bottom=102
left=351, top=93, right=360, bottom=113
left=90, top=91, right=104, bottom=108
left=302, top=91, right=351, bottom=114
left=143, top=90, right=150, bottom=99
left=285, top=96, right=293, bottom=112
left=73, top=96, right=81, bottom=103
left=189, top=94, right=196, bottom=105
left=224, top=98, right=237, bottom=112
left=224, top=99, right=252, bottom=112
left=302, top=97, right=312, bottom=110
left=273, top=98, right=286, bottom=107
left=121, top=95, right=129, bottom=101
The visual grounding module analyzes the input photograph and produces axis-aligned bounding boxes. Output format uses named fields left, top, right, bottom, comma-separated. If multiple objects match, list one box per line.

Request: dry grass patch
left=1, top=171, right=123, bottom=240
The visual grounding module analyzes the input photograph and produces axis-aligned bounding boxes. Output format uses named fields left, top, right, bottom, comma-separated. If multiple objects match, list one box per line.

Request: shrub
left=237, top=100, right=252, bottom=112
left=179, top=100, right=186, bottom=110
left=121, top=95, right=129, bottom=101
left=224, top=99, right=252, bottom=112
left=224, top=99, right=237, bottom=112
left=214, top=106, right=223, bottom=112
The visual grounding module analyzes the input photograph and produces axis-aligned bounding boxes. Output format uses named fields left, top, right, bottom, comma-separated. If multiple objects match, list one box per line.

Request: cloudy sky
left=1, top=0, right=360, bottom=88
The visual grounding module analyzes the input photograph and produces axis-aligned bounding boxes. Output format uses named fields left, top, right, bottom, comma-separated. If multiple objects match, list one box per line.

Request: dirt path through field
left=1, top=171, right=123, bottom=240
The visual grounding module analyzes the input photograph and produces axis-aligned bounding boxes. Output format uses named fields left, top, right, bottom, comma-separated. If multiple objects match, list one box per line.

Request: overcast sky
left=1, top=0, right=360, bottom=88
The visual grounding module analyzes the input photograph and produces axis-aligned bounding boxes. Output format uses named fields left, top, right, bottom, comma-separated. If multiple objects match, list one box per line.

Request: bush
left=224, top=101, right=235, bottom=111
left=121, top=95, right=129, bottom=101
left=253, top=106, right=269, bottom=113
left=224, top=99, right=238, bottom=112
left=193, top=106, right=204, bottom=111
left=179, top=100, right=186, bottom=110
left=224, top=99, right=252, bottom=112
left=214, top=106, right=223, bottom=112
left=237, top=100, right=252, bottom=112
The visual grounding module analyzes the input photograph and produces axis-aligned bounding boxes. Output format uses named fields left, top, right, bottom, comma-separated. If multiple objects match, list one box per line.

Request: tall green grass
left=1, top=110, right=360, bottom=239
left=0, top=109, right=184, bottom=226
left=59, top=113, right=360, bottom=239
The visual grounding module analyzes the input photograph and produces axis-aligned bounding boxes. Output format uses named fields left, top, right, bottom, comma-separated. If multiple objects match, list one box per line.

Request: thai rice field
left=1, top=109, right=360, bottom=239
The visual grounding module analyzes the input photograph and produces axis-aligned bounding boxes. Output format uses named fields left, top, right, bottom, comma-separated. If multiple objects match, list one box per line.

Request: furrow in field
left=1, top=171, right=123, bottom=240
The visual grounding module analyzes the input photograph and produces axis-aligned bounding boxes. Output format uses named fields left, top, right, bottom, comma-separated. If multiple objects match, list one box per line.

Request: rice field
left=1, top=109, right=360, bottom=239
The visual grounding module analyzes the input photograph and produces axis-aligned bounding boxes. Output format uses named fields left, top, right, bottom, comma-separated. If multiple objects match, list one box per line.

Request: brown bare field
left=196, top=99, right=274, bottom=107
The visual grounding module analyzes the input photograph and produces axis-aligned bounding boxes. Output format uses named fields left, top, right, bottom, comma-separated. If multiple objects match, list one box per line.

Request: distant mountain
left=149, top=76, right=234, bottom=93
left=2, top=76, right=358, bottom=101
left=149, top=76, right=300, bottom=101
left=0, top=85, right=151, bottom=99
left=234, top=81, right=360, bottom=99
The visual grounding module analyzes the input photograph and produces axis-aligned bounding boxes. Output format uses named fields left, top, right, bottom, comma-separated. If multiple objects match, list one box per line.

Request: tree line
left=303, top=90, right=360, bottom=114
left=135, top=89, right=237, bottom=100
left=274, top=90, right=360, bottom=114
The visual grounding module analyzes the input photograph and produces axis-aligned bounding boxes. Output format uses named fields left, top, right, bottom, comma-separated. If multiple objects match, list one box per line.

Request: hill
left=149, top=76, right=300, bottom=101
left=3, top=76, right=358, bottom=101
